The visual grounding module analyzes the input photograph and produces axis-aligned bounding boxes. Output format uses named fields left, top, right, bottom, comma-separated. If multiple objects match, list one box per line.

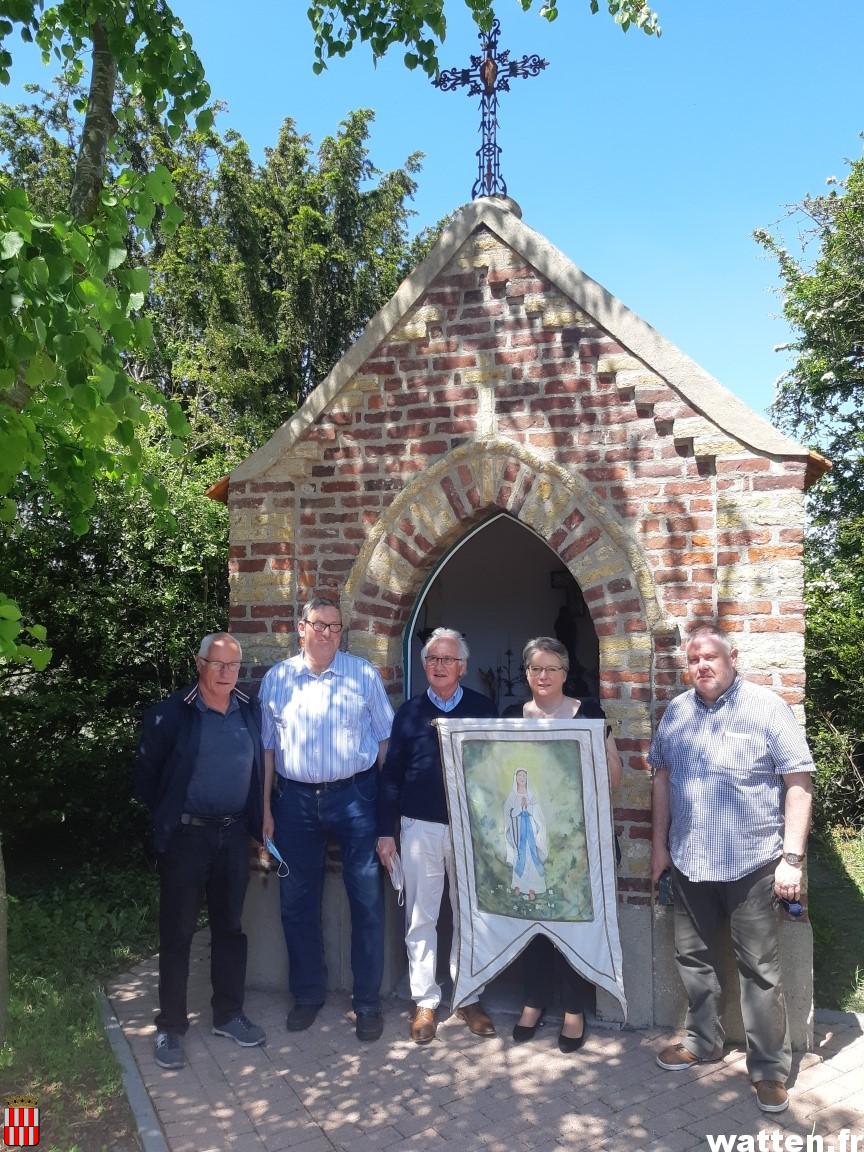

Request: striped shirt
left=259, top=649, right=394, bottom=783
left=648, top=676, right=814, bottom=883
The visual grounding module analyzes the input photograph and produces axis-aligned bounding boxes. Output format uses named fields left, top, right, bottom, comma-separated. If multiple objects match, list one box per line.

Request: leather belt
left=280, top=765, right=374, bottom=794
left=180, top=812, right=243, bottom=828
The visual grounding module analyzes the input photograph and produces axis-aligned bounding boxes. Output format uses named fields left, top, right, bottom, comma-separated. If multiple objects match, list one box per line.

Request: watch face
left=784, top=852, right=803, bottom=865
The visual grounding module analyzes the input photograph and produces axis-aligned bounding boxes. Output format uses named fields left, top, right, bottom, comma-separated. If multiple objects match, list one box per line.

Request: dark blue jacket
left=133, top=684, right=265, bottom=853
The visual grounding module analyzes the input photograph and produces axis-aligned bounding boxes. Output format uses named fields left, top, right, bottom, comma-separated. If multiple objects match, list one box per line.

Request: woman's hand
left=377, top=835, right=397, bottom=871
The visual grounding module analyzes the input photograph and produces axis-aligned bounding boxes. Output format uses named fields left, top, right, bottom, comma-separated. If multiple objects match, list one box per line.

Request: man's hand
left=773, top=857, right=803, bottom=903
left=262, top=809, right=274, bottom=843
left=651, top=842, right=671, bottom=886
left=377, top=835, right=397, bottom=871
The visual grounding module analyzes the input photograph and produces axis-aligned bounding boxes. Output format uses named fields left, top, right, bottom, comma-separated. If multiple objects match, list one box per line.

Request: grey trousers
left=672, top=860, right=791, bottom=1084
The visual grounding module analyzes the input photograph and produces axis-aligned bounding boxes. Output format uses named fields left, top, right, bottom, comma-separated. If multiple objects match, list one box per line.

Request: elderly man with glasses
left=134, top=632, right=266, bottom=1070
left=260, top=597, right=394, bottom=1042
left=377, top=627, right=499, bottom=1044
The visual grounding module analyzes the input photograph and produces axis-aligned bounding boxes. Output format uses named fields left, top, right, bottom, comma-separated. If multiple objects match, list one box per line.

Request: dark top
left=378, top=686, right=498, bottom=833
left=501, top=697, right=606, bottom=721
left=133, top=684, right=265, bottom=853
left=183, top=695, right=255, bottom=816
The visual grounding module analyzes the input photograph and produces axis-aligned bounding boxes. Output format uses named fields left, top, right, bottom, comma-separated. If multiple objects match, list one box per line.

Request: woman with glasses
left=502, top=636, right=622, bottom=1053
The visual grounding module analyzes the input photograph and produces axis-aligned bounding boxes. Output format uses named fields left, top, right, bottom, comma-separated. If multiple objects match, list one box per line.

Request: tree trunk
left=0, top=833, right=8, bottom=1047
left=69, top=20, right=119, bottom=223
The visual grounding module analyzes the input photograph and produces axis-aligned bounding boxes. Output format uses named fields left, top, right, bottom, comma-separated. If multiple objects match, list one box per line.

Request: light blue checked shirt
left=260, top=649, right=394, bottom=784
left=648, top=676, right=814, bottom=883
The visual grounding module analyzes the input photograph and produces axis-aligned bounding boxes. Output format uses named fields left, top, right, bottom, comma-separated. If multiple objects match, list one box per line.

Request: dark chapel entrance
left=400, top=511, right=602, bottom=1008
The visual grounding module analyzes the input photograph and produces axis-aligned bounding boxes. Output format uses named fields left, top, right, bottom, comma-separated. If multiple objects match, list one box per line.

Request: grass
left=0, top=855, right=160, bottom=1152
left=808, top=825, right=864, bottom=1012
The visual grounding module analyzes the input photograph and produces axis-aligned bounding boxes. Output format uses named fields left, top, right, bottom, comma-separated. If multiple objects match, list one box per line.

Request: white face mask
left=388, top=851, right=405, bottom=907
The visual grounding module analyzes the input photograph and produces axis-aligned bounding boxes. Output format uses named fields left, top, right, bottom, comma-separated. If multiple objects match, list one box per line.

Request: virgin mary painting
left=504, top=769, right=548, bottom=898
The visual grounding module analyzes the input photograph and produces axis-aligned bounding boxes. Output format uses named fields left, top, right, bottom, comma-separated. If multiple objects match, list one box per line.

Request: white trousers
left=401, top=816, right=481, bottom=1010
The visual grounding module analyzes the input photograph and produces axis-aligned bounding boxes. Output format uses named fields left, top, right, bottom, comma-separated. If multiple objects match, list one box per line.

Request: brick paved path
left=108, top=935, right=863, bottom=1152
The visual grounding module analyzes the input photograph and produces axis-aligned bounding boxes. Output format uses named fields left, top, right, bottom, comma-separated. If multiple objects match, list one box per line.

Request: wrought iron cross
left=433, top=18, right=548, bottom=200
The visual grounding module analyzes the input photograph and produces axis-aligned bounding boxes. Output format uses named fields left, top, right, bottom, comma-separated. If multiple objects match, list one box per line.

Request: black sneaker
left=154, top=1031, right=184, bottom=1070
left=355, top=1011, right=384, bottom=1042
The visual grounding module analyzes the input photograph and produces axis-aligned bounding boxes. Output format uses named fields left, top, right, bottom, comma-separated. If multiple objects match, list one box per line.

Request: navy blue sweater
left=378, top=687, right=498, bottom=832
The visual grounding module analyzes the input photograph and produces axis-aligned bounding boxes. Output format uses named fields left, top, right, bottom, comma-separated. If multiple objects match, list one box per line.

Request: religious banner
left=437, top=717, right=626, bottom=1015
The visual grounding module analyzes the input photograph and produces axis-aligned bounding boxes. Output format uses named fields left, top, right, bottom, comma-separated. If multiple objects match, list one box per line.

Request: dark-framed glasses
left=526, top=664, right=566, bottom=676
left=425, top=655, right=462, bottom=667
left=200, top=659, right=242, bottom=672
left=305, top=620, right=343, bottom=634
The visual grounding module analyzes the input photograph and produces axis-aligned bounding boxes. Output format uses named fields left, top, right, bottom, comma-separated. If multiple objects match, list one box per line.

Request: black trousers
left=522, top=935, right=593, bottom=1015
left=155, top=820, right=250, bottom=1034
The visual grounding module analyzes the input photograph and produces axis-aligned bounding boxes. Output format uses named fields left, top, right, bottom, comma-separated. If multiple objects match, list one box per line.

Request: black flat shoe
left=558, top=1016, right=586, bottom=1053
left=286, top=1002, right=323, bottom=1032
left=512, top=1010, right=545, bottom=1044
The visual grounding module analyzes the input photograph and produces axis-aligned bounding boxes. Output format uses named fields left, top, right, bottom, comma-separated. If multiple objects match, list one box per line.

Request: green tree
left=756, top=144, right=864, bottom=827
left=0, top=78, right=426, bottom=857
left=308, top=0, right=660, bottom=75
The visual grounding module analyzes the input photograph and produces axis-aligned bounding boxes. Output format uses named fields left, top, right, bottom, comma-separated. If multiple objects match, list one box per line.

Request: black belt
left=180, top=812, right=243, bottom=828
left=280, top=766, right=374, bottom=794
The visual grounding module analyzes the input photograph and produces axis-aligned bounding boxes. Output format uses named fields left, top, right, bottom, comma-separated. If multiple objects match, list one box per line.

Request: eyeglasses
left=200, top=659, right=241, bottom=672
left=425, top=655, right=463, bottom=667
left=526, top=664, right=566, bottom=676
left=303, top=620, right=343, bottom=634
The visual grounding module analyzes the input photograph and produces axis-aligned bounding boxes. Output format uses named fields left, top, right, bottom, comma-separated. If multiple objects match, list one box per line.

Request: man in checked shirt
left=650, top=623, right=814, bottom=1116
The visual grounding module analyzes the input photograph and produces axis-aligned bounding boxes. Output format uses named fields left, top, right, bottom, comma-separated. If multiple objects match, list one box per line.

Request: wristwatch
left=782, top=851, right=805, bottom=866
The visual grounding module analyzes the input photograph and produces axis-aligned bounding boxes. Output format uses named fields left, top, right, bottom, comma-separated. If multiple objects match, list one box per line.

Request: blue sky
left=7, top=1, right=864, bottom=422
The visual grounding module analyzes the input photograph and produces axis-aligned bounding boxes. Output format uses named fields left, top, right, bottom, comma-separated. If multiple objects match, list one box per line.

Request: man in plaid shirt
left=650, top=623, right=814, bottom=1116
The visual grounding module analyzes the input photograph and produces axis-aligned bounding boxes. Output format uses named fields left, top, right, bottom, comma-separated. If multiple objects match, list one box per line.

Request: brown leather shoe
left=456, top=1003, right=497, bottom=1037
left=755, top=1081, right=789, bottom=1113
left=656, top=1042, right=722, bottom=1070
left=410, top=1006, right=437, bottom=1044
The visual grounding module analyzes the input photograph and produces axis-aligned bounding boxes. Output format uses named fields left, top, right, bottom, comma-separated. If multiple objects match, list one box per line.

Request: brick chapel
left=215, top=196, right=827, bottom=1041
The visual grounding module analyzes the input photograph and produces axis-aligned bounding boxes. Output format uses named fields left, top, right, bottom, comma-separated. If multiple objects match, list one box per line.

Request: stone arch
left=343, top=438, right=672, bottom=715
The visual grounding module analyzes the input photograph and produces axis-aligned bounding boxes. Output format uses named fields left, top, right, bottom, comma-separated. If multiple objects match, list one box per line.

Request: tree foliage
left=757, top=143, right=864, bottom=828
left=308, top=0, right=661, bottom=76
left=0, top=77, right=427, bottom=853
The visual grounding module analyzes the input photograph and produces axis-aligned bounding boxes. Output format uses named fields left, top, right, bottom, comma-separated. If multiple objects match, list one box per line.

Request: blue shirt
left=427, top=685, right=463, bottom=712
left=260, top=649, right=394, bottom=783
left=648, top=676, right=814, bottom=883
left=183, top=694, right=255, bottom=815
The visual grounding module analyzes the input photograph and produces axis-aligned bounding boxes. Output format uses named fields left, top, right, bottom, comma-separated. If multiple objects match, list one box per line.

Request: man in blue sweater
left=377, top=627, right=498, bottom=1043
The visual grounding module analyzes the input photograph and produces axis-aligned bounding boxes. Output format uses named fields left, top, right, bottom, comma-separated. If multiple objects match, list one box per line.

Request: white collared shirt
left=260, top=649, right=394, bottom=783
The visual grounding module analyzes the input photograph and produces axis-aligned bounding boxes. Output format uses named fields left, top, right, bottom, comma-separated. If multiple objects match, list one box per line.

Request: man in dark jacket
left=377, top=627, right=498, bottom=1044
left=134, top=632, right=266, bottom=1070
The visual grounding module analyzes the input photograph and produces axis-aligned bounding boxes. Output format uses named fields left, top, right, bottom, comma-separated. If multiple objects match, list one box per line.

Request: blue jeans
left=272, top=768, right=383, bottom=1014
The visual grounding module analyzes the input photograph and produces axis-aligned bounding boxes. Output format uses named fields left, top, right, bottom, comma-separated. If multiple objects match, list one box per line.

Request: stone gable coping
left=232, top=197, right=816, bottom=485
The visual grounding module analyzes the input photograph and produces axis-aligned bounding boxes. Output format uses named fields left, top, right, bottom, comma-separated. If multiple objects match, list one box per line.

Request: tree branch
left=69, top=21, right=118, bottom=223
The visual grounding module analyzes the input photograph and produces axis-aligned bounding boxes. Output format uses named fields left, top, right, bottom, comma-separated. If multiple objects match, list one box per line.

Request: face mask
left=264, top=836, right=290, bottom=878
left=388, top=851, right=405, bottom=907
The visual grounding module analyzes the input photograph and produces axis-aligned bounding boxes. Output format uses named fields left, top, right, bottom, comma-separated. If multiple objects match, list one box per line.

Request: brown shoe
left=755, top=1081, right=789, bottom=1113
left=656, top=1042, right=722, bottom=1070
left=456, top=1003, right=497, bottom=1037
left=410, top=1006, right=437, bottom=1044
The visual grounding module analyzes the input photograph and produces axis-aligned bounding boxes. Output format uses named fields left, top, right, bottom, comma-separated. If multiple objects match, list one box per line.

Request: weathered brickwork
left=228, top=219, right=811, bottom=904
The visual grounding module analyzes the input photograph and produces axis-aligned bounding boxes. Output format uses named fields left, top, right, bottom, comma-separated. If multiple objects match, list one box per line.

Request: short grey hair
left=198, top=632, right=242, bottom=659
left=300, top=596, right=341, bottom=622
left=522, top=636, right=569, bottom=673
left=685, top=622, right=735, bottom=655
left=421, top=627, right=469, bottom=664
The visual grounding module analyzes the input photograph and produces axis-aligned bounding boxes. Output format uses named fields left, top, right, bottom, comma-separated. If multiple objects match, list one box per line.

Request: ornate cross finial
left=432, top=18, right=548, bottom=200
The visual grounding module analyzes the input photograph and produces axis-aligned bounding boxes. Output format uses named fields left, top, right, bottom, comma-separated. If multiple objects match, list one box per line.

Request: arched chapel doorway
left=404, top=513, right=599, bottom=706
